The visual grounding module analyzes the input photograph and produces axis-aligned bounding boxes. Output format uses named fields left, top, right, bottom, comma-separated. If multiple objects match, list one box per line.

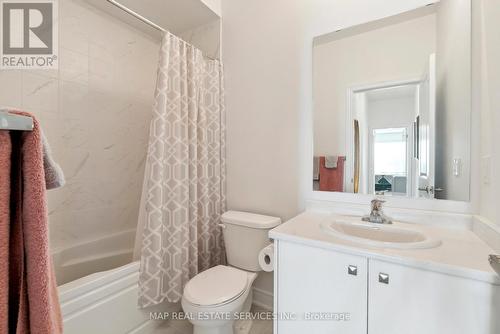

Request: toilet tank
left=221, top=211, right=281, bottom=271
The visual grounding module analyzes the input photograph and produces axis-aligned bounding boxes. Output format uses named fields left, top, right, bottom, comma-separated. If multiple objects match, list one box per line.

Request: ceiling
left=314, top=3, right=437, bottom=46
left=365, top=84, right=418, bottom=101
left=86, top=0, right=220, bottom=36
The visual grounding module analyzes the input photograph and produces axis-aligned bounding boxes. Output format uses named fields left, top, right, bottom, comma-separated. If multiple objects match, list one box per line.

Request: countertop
left=269, top=211, right=500, bottom=285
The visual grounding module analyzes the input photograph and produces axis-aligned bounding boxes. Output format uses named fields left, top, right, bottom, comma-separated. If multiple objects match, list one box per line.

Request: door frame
left=417, top=53, right=437, bottom=199
left=345, top=78, right=420, bottom=195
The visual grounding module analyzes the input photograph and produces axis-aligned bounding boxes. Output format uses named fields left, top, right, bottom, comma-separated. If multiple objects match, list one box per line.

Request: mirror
left=312, top=0, right=471, bottom=201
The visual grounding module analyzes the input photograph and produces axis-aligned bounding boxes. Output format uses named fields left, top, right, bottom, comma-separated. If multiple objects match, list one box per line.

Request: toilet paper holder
left=258, top=244, right=275, bottom=272
left=263, top=253, right=272, bottom=265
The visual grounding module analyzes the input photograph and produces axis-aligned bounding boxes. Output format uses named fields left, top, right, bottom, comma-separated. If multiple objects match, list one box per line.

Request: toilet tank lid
left=221, top=211, right=281, bottom=229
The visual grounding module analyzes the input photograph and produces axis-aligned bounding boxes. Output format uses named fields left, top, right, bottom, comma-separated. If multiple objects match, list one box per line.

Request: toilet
left=181, top=211, right=281, bottom=334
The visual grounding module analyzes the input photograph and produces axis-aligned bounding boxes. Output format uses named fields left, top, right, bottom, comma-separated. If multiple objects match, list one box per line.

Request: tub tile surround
left=0, top=0, right=160, bottom=257
left=2, top=0, right=223, bottom=261
left=271, top=200, right=500, bottom=285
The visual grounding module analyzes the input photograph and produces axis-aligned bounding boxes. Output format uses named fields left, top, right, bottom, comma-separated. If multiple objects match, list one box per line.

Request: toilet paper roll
left=258, top=244, right=275, bottom=272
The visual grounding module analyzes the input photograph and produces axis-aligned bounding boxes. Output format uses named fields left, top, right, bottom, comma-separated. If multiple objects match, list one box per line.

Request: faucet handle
left=364, top=199, right=392, bottom=224
left=371, top=199, right=385, bottom=211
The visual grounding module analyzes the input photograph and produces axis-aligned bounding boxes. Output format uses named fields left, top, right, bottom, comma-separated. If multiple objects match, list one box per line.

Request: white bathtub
left=54, top=230, right=269, bottom=333
left=58, top=261, right=180, bottom=334
left=53, top=229, right=177, bottom=333
left=52, top=229, right=136, bottom=285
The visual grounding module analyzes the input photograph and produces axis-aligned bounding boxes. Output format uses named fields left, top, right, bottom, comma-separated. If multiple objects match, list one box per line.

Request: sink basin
left=321, top=220, right=442, bottom=249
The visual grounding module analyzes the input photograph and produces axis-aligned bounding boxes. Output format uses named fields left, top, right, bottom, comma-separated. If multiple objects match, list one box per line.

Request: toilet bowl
left=181, top=265, right=257, bottom=334
left=181, top=211, right=281, bottom=334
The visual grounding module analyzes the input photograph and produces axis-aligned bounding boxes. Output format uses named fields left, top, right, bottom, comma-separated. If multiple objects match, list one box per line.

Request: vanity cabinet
left=368, top=260, right=500, bottom=334
left=275, top=240, right=500, bottom=334
left=276, top=241, right=368, bottom=334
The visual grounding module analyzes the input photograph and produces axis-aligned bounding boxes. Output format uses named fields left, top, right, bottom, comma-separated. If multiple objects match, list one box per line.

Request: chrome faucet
left=362, top=199, right=393, bottom=224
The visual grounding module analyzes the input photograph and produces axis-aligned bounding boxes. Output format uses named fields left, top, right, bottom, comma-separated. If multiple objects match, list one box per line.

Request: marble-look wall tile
left=0, top=0, right=160, bottom=254
left=59, top=48, right=89, bottom=84
left=22, top=72, right=59, bottom=114
left=0, top=71, right=23, bottom=107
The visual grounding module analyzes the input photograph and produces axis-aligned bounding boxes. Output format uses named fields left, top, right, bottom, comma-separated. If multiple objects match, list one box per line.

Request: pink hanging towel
left=318, top=156, right=346, bottom=192
left=0, top=111, right=62, bottom=334
left=0, top=132, right=12, bottom=334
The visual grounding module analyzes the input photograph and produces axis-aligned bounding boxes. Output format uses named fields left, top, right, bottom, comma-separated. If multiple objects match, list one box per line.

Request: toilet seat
left=183, top=265, right=248, bottom=307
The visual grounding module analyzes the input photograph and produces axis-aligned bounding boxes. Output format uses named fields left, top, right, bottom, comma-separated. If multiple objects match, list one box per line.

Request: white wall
left=200, top=0, right=221, bottom=17
left=0, top=0, right=159, bottom=256
left=435, top=0, right=472, bottom=201
left=476, top=0, right=500, bottom=225
left=179, top=19, right=221, bottom=59
left=222, top=0, right=439, bottom=299
left=366, top=95, right=416, bottom=130
left=313, top=13, right=436, bottom=157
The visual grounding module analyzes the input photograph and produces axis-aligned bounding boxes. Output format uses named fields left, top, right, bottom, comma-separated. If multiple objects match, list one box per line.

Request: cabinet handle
left=378, top=273, right=389, bottom=284
left=348, top=265, right=358, bottom=276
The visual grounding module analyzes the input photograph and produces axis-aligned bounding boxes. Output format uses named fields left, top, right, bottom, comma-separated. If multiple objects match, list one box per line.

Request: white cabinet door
left=276, top=241, right=368, bottom=334
left=368, top=259, right=500, bottom=334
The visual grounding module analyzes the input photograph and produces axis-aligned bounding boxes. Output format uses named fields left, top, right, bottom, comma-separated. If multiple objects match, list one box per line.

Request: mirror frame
left=307, top=1, right=474, bottom=214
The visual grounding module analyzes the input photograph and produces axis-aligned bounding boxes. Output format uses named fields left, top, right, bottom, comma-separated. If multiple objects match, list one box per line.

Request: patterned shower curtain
left=135, top=32, right=226, bottom=308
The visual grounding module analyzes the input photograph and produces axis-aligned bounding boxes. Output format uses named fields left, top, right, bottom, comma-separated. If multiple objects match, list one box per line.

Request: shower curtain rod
left=105, top=0, right=166, bottom=32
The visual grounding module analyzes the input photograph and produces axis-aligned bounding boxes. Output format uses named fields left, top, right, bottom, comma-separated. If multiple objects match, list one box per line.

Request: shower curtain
left=134, top=32, right=226, bottom=307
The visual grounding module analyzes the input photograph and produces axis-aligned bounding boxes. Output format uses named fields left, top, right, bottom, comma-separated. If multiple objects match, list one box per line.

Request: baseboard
left=252, top=287, right=273, bottom=311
